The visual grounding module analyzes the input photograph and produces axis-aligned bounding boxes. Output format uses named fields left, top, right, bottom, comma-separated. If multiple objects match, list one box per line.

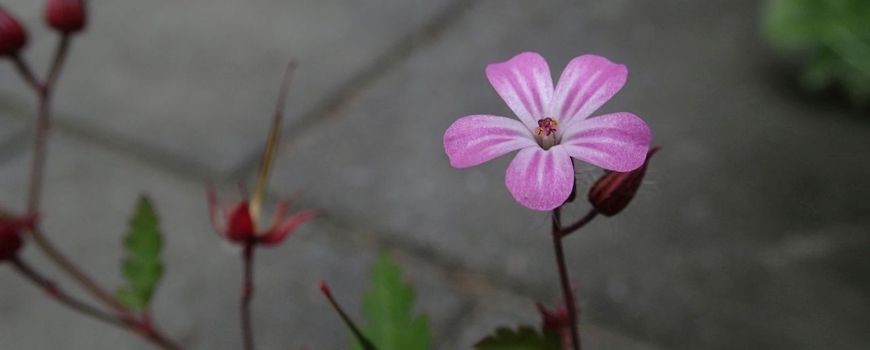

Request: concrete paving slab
left=268, top=0, right=870, bottom=349
left=0, top=134, right=471, bottom=349
left=0, top=116, right=26, bottom=164
left=0, top=0, right=456, bottom=175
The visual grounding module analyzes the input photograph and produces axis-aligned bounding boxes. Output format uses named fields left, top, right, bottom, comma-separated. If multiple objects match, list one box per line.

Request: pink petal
left=268, top=200, right=291, bottom=229
left=444, top=114, right=537, bottom=168
left=486, top=52, right=554, bottom=130
left=505, top=146, right=575, bottom=211
left=560, top=112, right=651, bottom=172
left=549, top=55, right=627, bottom=127
left=206, top=185, right=224, bottom=232
left=259, top=210, right=316, bottom=246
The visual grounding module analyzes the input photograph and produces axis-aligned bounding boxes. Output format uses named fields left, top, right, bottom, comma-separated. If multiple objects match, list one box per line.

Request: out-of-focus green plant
left=764, top=0, right=870, bottom=103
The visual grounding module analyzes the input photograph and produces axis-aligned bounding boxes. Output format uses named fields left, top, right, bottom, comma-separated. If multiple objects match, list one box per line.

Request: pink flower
left=444, top=52, right=652, bottom=211
left=207, top=188, right=315, bottom=246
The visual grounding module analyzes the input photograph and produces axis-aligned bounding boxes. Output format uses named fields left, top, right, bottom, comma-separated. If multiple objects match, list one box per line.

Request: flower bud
left=0, top=227, right=22, bottom=260
left=0, top=216, right=32, bottom=261
left=588, top=146, right=660, bottom=216
left=0, top=7, right=28, bottom=56
left=45, top=0, right=86, bottom=34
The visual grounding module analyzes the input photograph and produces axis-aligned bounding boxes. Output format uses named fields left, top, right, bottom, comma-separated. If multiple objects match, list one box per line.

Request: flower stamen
left=534, top=117, right=559, bottom=149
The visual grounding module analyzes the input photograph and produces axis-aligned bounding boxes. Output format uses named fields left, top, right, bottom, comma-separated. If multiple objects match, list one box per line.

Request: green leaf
left=474, top=327, right=561, bottom=350
left=353, top=253, right=432, bottom=350
left=764, top=0, right=870, bottom=102
left=116, top=195, right=164, bottom=311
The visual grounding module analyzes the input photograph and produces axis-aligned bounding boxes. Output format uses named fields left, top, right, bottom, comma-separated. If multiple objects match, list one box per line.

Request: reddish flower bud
left=207, top=187, right=315, bottom=246
left=0, top=214, right=36, bottom=261
left=588, top=146, right=660, bottom=216
left=0, top=225, right=23, bottom=260
left=45, top=0, right=86, bottom=34
left=0, top=7, right=28, bottom=56
left=226, top=202, right=256, bottom=242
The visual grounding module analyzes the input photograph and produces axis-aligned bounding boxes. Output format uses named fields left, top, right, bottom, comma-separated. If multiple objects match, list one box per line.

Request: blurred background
left=1, top=0, right=869, bottom=349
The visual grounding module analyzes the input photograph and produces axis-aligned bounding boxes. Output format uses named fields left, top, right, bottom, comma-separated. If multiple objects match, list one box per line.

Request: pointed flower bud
left=0, top=7, right=28, bottom=56
left=588, top=146, right=660, bottom=216
left=45, top=0, right=86, bottom=34
left=0, top=214, right=37, bottom=261
left=207, top=187, right=315, bottom=246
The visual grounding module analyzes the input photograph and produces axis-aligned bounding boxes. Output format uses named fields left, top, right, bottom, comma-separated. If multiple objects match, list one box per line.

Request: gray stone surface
left=0, top=0, right=456, bottom=175
left=0, top=116, right=26, bottom=165
left=1, top=0, right=868, bottom=349
left=268, top=0, right=870, bottom=349
left=0, top=134, right=470, bottom=349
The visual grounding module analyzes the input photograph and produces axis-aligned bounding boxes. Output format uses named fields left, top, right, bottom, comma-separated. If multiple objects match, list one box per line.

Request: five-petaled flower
left=444, top=52, right=652, bottom=210
left=208, top=188, right=315, bottom=246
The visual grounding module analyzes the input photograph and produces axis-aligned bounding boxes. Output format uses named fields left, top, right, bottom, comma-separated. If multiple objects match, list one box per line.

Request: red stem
left=241, top=242, right=256, bottom=350
left=10, top=256, right=182, bottom=350
left=16, top=35, right=132, bottom=317
left=558, top=209, right=598, bottom=238
left=27, top=34, right=69, bottom=213
left=10, top=256, right=129, bottom=327
left=10, top=35, right=183, bottom=350
left=11, top=55, right=43, bottom=94
left=551, top=208, right=581, bottom=350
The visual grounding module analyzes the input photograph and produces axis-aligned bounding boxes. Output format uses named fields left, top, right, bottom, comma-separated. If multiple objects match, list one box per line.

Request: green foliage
left=474, top=327, right=561, bottom=350
left=764, top=0, right=870, bottom=102
left=117, top=195, right=164, bottom=311
left=353, top=253, right=432, bottom=350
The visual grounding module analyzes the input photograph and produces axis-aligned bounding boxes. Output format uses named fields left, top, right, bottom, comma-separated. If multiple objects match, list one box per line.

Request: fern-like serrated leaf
left=353, top=253, right=432, bottom=350
left=116, top=195, right=164, bottom=311
left=474, top=326, right=561, bottom=350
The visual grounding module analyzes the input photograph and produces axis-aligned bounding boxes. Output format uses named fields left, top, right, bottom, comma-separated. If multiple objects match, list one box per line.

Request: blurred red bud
left=0, top=214, right=36, bottom=261
left=208, top=187, right=315, bottom=246
left=0, top=7, right=28, bottom=56
left=588, top=146, right=660, bottom=216
left=45, top=0, right=86, bottom=34
left=0, top=224, right=23, bottom=261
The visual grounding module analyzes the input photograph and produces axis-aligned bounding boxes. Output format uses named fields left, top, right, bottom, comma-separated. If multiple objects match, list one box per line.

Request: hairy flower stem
left=14, top=35, right=131, bottom=317
left=558, top=209, right=598, bottom=238
left=28, top=34, right=68, bottom=213
left=241, top=242, right=256, bottom=350
left=10, top=256, right=183, bottom=350
left=551, top=207, right=581, bottom=350
left=10, top=35, right=183, bottom=350
left=10, top=256, right=127, bottom=327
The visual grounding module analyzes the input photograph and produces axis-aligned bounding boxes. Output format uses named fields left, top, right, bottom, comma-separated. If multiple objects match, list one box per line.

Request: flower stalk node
left=588, top=146, right=660, bottom=216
